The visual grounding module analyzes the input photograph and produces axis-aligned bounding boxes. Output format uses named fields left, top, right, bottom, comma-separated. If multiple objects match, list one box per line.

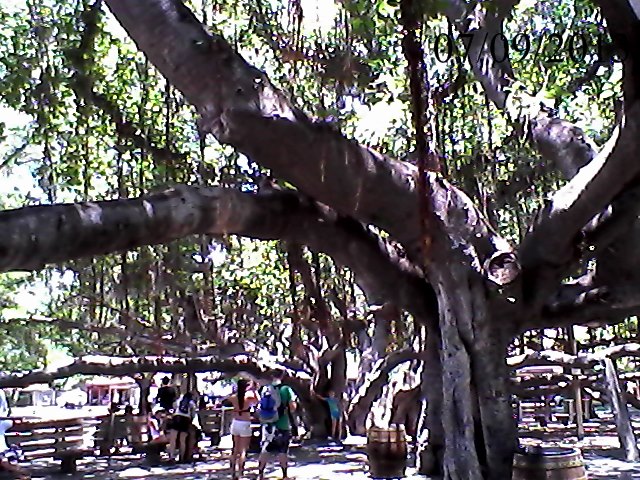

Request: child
left=314, top=389, right=341, bottom=441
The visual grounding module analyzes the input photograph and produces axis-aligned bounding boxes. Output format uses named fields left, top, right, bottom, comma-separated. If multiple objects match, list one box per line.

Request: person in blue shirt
left=314, top=389, right=341, bottom=441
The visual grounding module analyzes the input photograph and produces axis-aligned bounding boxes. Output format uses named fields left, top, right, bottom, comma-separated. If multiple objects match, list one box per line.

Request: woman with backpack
left=228, top=378, right=259, bottom=479
left=167, top=391, right=197, bottom=463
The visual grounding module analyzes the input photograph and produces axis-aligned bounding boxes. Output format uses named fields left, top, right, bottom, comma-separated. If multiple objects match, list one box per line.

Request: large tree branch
left=0, top=355, right=252, bottom=389
left=443, top=0, right=517, bottom=109
left=103, top=0, right=514, bottom=283
left=455, top=0, right=640, bottom=326
left=520, top=106, right=640, bottom=309
left=347, top=348, right=422, bottom=435
left=594, top=0, right=640, bottom=103
left=0, top=354, right=311, bottom=389
left=7, top=315, right=191, bottom=354
left=0, top=186, right=436, bottom=323
left=0, top=185, right=262, bottom=271
left=529, top=273, right=640, bottom=330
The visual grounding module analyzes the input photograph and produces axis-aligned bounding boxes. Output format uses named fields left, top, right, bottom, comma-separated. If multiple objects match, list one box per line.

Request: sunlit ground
left=8, top=431, right=640, bottom=480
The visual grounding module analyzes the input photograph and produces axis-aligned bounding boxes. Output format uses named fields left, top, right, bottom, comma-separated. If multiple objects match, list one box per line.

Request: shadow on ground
left=10, top=434, right=640, bottom=479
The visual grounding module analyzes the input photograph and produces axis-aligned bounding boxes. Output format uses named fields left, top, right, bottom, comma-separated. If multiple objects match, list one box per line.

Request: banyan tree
left=0, top=0, right=639, bottom=478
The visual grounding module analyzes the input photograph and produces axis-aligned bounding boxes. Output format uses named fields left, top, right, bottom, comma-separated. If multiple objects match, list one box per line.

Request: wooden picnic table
left=5, top=417, right=89, bottom=473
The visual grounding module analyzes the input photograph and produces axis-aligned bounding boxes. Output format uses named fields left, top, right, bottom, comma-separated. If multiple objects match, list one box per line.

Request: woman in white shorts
left=228, top=378, right=258, bottom=479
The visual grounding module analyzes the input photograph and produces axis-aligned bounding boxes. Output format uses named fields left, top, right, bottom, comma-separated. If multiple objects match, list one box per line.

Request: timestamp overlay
left=431, top=31, right=627, bottom=64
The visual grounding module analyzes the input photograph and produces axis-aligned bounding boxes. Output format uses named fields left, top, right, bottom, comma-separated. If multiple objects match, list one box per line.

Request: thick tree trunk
left=431, top=262, right=516, bottom=480
left=354, top=304, right=394, bottom=394
left=417, top=330, right=444, bottom=476
left=346, top=349, right=421, bottom=435
left=389, top=386, right=421, bottom=437
left=306, top=347, right=348, bottom=439
left=137, top=374, right=152, bottom=414
left=298, top=396, right=332, bottom=438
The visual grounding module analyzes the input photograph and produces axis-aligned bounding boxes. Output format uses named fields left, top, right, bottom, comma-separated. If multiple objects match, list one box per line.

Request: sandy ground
left=6, top=433, right=640, bottom=480
left=6, top=406, right=640, bottom=479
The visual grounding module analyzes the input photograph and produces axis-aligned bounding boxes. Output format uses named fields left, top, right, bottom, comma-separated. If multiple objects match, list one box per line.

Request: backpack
left=177, top=396, right=191, bottom=415
left=257, top=384, right=282, bottom=423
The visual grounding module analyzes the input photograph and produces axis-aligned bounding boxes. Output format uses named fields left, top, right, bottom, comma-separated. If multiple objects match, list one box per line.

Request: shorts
left=329, top=409, right=340, bottom=420
left=0, top=445, right=23, bottom=464
left=230, top=419, right=252, bottom=437
left=168, top=414, right=192, bottom=433
left=261, top=425, right=291, bottom=454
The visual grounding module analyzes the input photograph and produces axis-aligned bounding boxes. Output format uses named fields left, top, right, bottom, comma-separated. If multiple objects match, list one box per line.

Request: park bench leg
left=143, top=442, right=167, bottom=465
left=146, top=450, right=162, bottom=465
left=60, top=456, right=78, bottom=474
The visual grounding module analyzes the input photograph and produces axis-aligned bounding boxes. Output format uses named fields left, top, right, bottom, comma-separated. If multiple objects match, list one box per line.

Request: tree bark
left=346, top=349, right=421, bottom=435
left=0, top=186, right=436, bottom=328
left=417, top=328, right=445, bottom=476
left=0, top=354, right=309, bottom=389
left=430, top=260, right=516, bottom=480
left=389, top=386, right=421, bottom=437
left=353, top=303, right=396, bottom=396
left=602, top=357, right=640, bottom=461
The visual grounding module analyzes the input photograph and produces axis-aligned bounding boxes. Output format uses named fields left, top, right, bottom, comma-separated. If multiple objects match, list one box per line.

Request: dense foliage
left=0, top=0, right=626, bottom=369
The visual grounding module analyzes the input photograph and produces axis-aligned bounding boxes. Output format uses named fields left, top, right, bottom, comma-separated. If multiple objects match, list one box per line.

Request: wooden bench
left=517, top=400, right=551, bottom=426
left=554, top=413, right=571, bottom=426
left=5, top=418, right=89, bottom=474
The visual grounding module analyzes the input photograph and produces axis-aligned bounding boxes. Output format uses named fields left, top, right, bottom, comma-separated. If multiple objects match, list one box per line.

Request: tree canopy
left=0, top=0, right=638, bottom=478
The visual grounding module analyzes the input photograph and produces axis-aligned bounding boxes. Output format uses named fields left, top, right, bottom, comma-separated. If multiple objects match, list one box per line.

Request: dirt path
left=13, top=436, right=640, bottom=479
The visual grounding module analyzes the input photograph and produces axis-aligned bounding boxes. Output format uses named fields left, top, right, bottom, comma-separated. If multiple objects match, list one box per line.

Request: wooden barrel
left=367, top=424, right=407, bottom=479
left=513, top=446, right=587, bottom=480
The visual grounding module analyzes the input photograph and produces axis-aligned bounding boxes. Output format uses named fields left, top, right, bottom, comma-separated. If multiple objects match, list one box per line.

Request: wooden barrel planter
left=513, top=446, right=587, bottom=480
left=367, top=424, right=407, bottom=479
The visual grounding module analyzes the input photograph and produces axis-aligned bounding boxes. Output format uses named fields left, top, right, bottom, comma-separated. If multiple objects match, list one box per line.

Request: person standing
left=257, top=371, right=296, bottom=480
left=314, top=389, right=342, bottom=442
left=228, top=378, right=259, bottom=479
left=167, top=391, right=197, bottom=463
left=156, top=377, right=178, bottom=412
